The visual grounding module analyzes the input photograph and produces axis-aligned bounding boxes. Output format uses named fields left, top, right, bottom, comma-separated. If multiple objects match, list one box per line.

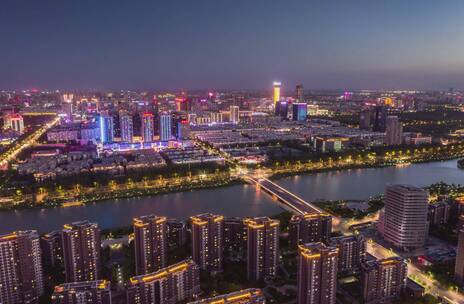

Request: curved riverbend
left=0, top=159, right=461, bottom=234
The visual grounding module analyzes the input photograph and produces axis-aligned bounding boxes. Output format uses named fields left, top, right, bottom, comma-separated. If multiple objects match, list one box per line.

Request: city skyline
left=1, top=0, right=464, bottom=90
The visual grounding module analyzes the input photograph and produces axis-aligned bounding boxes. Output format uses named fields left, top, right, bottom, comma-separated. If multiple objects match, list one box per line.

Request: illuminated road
left=367, top=241, right=464, bottom=304
left=0, top=116, right=60, bottom=169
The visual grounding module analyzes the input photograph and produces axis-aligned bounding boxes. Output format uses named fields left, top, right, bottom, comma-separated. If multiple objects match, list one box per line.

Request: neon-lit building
left=51, top=280, right=111, bottom=304
left=190, top=213, right=224, bottom=273
left=297, top=242, right=338, bottom=304
left=99, top=112, right=114, bottom=143
left=133, top=215, right=167, bottom=275
left=292, top=103, right=307, bottom=122
left=273, top=81, right=281, bottom=105
left=190, top=288, right=265, bottom=304
left=141, top=113, right=154, bottom=143
left=0, top=230, right=44, bottom=304
left=244, top=217, right=279, bottom=281
left=120, top=112, right=134, bottom=143
left=159, top=112, right=172, bottom=142
left=62, top=221, right=101, bottom=283
left=3, top=113, right=25, bottom=134
left=126, top=259, right=200, bottom=304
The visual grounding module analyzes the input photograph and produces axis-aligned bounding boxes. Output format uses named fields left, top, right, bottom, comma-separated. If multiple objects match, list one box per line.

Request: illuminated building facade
left=62, top=221, right=101, bottom=282
left=361, top=257, right=407, bottom=304
left=383, top=185, right=429, bottom=250
left=159, top=112, right=172, bottom=141
left=230, top=105, right=240, bottom=123
left=289, top=213, right=332, bottom=246
left=275, top=101, right=288, bottom=118
left=297, top=242, right=338, bottom=304
left=329, top=234, right=366, bottom=274
left=133, top=215, right=167, bottom=275
left=3, top=113, right=25, bottom=134
left=99, top=112, right=114, bottom=143
left=141, top=112, right=154, bottom=142
left=273, top=81, right=281, bottom=105
left=189, top=288, right=266, bottom=304
left=126, top=259, right=200, bottom=304
left=244, top=217, right=279, bottom=281
left=190, top=213, right=224, bottom=272
left=292, top=103, right=307, bottom=122
left=51, top=280, right=111, bottom=304
left=0, top=230, right=44, bottom=304
left=120, top=112, right=134, bottom=143
left=296, top=84, right=304, bottom=102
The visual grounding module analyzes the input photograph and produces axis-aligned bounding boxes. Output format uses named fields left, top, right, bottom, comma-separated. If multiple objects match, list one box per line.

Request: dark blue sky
left=1, top=0, right=463, bottom=90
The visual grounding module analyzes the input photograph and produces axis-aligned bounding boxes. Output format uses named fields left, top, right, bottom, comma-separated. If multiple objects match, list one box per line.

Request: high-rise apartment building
left=289, top=213, right=332, bottom=246
left=40, top=230, right=64, bottom=268
left=159, top=112, right=172, bottom=141
left=133, top=215, right=167, bottom=275
left=0, top=230, right=44, bottom=304
left=190, top=214, right=224, bottom=272
left=361, top=257, right=407, bottom=304
left=244, top=217, right=279, bottom=281
left=141, top=112, right=154, bottom=142
left=224, top=217, right=246, bottom=254
left=455, top=229, right=464, bottom=286
left=373, top=106, right=387, bottom=132
left=230, top=106, right=240, bottom=124
left=51, top=280, right=111, bottom=304
left=166, top=219, right=187, bottom=249
left=329, top=234, right=366, bottom=274
left=127, top=259, right=200, bottom=304
left=383, top=185, right=429, bottom=250
left=189, top=288, right=266, bottom=304
left=99, top=112, right=114, bottom=143
left=297, top=242, right=338, bottom=304
left=120, top=112, right=134, bottom=143
left=385, top=116, right=403, bottom=145
left=62, top=221, right=101, bottom=282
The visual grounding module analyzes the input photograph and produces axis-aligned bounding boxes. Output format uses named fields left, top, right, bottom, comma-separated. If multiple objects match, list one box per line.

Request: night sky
left=1, top=0, right=464, bottom=90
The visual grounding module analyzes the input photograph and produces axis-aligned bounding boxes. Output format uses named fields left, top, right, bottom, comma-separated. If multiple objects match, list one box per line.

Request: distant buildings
left=275, top=101, right=288, bottom=119
left=292, top=103, right=307, bottom=122
left=191, top=213, right=224, bottom=272
left=359, top=108, right=372, bottom=130
left=296, top=84, right=304, bottom=103
left=273, top=81, right=281, bottom=106
left=297, top=242, right=338, bottom=304
left=51, top=280, right=111, bottom=304
left=141, top=112, right=154, bottom=142
left=189, top=288, right=266, bottom=304
left=244, top=217, right=280, bottom=281
left=314, top=136, right=347, bottom=153
left=289, top=213, right=332, bottom=245
left=133, top=215, right=167, bottom=275
left=230, top=105, right=240, bottom=124
left=455, top=229, right=464, bottom=286
left=361, top=257, right=407, bottom=304
left=62, top=221, right=101, bottom=282
left=0, top=230, right=44, bottom=304
left=99, top=112, right=114, bottom=143
left=3, top=113, right=25, bottom=134
left=329, top=234, right=366, bottom=274
left=120, top=112, right=134, bottom=143
left=373, top=106, right=387, bottom=132
left=385, top=116, right=403, bottom=145
left=127, top=259, right=200, bottom=304
left=382, top=185, right=429, bottom=250
left=159, top=112, right=172, bottom=141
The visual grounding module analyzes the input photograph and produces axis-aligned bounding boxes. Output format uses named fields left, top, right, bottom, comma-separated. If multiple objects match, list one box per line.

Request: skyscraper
left=126, top=259, right=200, bottom=304
left=273, top=81, right=281, bottom=106
left=244, top=217, right=279, bottom=281
left=189, top=288, right=266, bottom=304
left=230, top=105, right=240, bottom=123
left=120, top=112, right=134, bottom=143
left=455, top=229, right=464, bottom=286
left=292, top=103, right=307, bottom=122
left=329, top=234, right=366, bottom=274
left=275, top=101, right=288, bottom=119
left=385, top=116, right=403, bottom=145
left=0, top=230, right=44, bottom=304
left=99, top=112, right=114, bottom=143
left=224, top=217, right=246, bottom=255
left=159, top=112, right=172, bottom=141
left=296, top=84, right=304, bottom=103
left=62, top=221, right=101, bottom=282
left=383, top=185, right=429, bottom=250
left=190, top=213, right=224, bottom=273
left=359, top=108, right=372, bottom=130
left=297, top=242, right=338, bottom=304
left=289, top=213, right=332, bottom=246
left=133, top=215, right=167, bottom=275
left=140, top=112, right=154, bottom=142
left=361, top=257, right=407, bottom=304
left=40, top=230, right=64, bottom=268
left=51, top=280, right=111, bottom=304
left=373, top=106, right=387, bottom=132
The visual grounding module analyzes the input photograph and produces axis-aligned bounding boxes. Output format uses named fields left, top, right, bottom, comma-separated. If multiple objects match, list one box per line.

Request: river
left=0, top=159, right=462, bottom=234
